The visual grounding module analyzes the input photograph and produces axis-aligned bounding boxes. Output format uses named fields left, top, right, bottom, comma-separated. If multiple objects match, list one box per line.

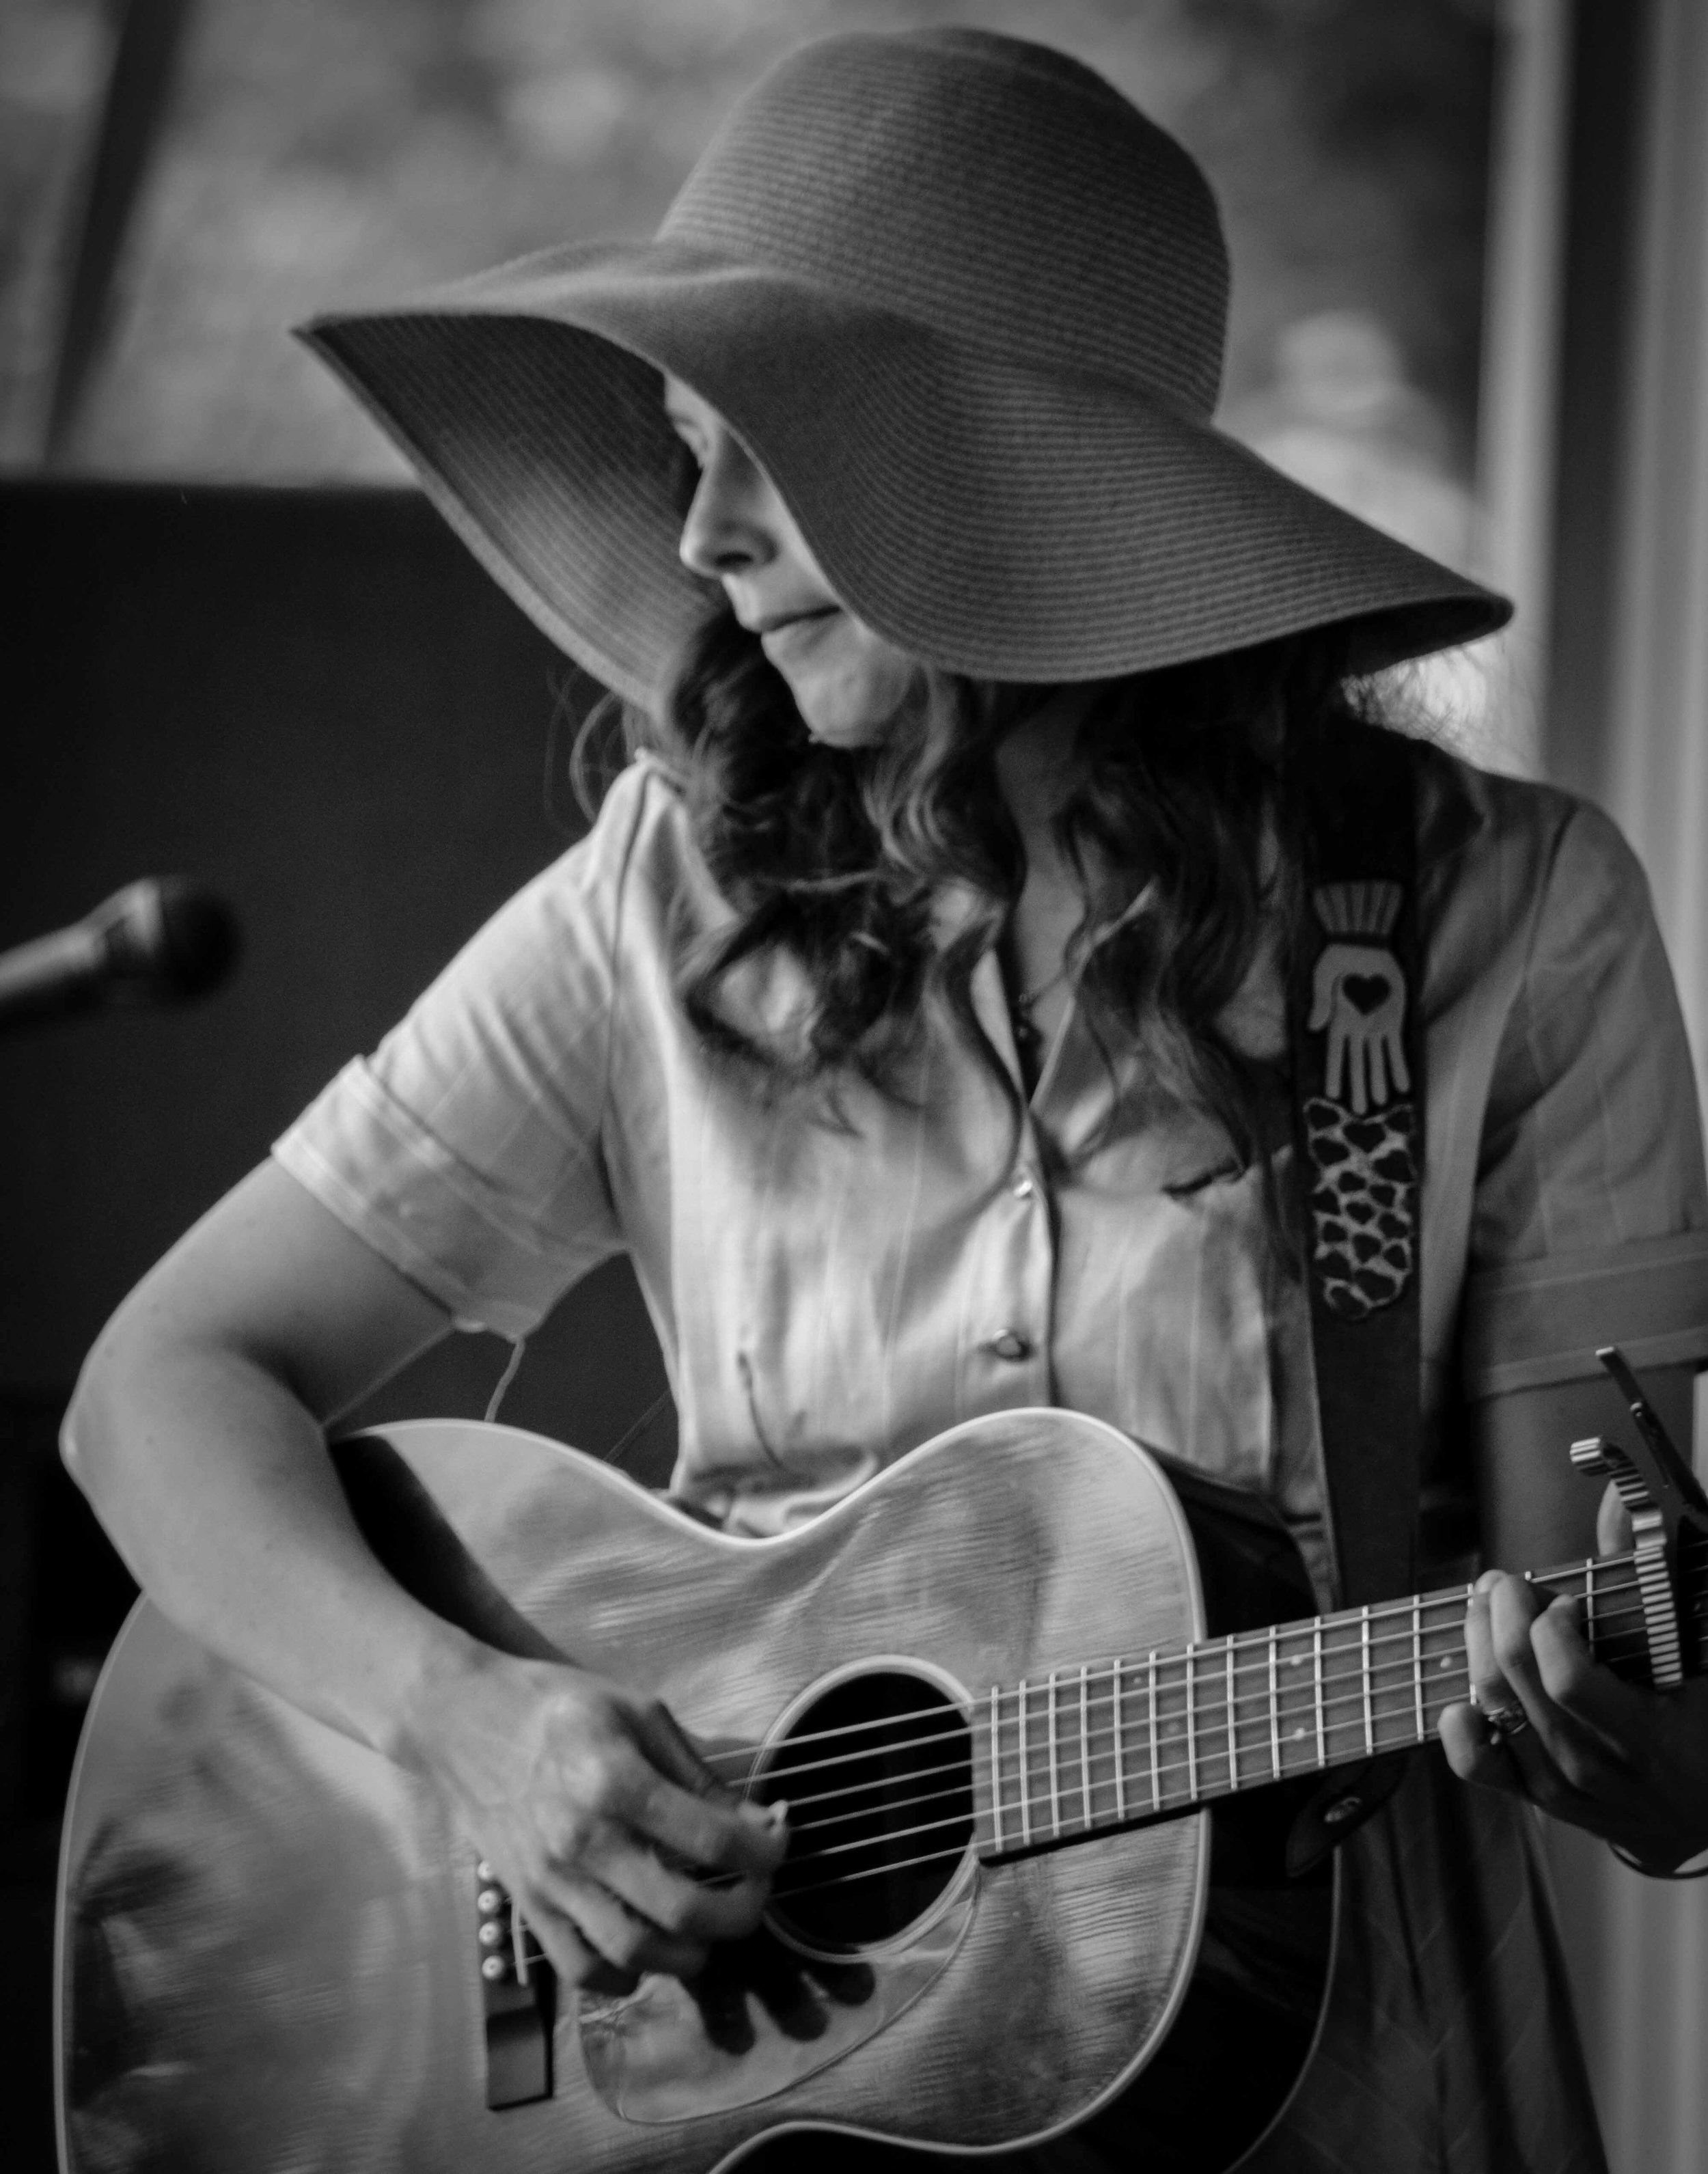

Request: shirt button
left=987, top=1330, right=1033, bottom=1362
left=1010, top=1169, right=1036, bottom=1200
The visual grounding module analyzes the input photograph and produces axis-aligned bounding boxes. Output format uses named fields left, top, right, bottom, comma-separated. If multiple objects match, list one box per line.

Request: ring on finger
left=1483, top=1703, right=1531, bottom=1744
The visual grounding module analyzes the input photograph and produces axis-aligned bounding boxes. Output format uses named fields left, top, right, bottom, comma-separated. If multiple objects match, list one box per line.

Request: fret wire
left=864, top=1582, right=1677, bottom=1869
left=988, top=1687, right=1474, bottom=1835
left=976, top=1561, right=1683, bottom=1804
left=1584, top=1557, right=1596, bottom=1651
left=799, top=1634, right=1495, bottom=1800
left=1020, top=1667, right=1483, bottom=1822
left=808, top=1705, right=1490, bottom=1853
left=1113, top=1660, right=1127, bottom=1824
left=988, top=1614, right=1655, bottom=1749
left=989, top=1685, right=1003, bottom=1854
left=1018, top=1680, right=1031, bottom=1849
left=979, top=1662, right=1500, bottom=1834
left=1185, top=1645, right=1198, bottom=1802
left=992, top=1626, right=1708, bottom=1838
left=1079, top=1663, right=1091, bottom=1830
left=1047, top=1670, right=1061, bottom=1838
left=762, top=1565, right=1694, bottom=1819
left=1033, top=1654, right=1481, bottom=1791
left=1268, top=1625, right=1281, bottom=1782
left=1148, top=1651, right=1161, bottom=1812
left=984, top=1567, right=1672, bottom=1737
left=1411, top=1596, right=1424, bottom=1742
left=717, top=1556, right=1677, bottom=1774
left=1360, top=1608, right=1375, bottom=1756
left=1218, top=1584, right=1511, bottom=1675
left=1225, top=1640, right=1239, bottom=1788
left=829, top=1551, right=1705, bottom=1787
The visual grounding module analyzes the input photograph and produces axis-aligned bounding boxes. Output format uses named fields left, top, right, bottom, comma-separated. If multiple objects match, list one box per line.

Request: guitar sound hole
left=760, top=1669, right=975, bottom=1957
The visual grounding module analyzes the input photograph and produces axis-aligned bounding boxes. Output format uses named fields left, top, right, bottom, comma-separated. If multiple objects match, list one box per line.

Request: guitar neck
left=976, top=1537, right=1708, bottom=1858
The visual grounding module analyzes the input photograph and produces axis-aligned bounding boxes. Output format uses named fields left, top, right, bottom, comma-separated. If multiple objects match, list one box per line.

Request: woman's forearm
left=61, top=1160, right=476, bottom=1768
left=64, top=1314, right=484, bottom=1767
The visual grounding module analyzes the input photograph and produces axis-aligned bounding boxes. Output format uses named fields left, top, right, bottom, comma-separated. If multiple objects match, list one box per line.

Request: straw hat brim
left=303, top=237, right=1510, bottom=708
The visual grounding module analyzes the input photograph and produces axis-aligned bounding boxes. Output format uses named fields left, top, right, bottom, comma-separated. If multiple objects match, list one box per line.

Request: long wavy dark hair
left=589, top=605, right=1394, bottom=1217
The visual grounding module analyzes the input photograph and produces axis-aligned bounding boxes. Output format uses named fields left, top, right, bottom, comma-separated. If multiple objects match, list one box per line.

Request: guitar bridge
left=475, top=1859, right=557, bottom=2108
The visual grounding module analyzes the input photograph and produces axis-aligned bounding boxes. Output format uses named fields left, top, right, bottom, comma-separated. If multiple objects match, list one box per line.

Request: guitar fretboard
left=974, top=1541, right=1707, bottom=1856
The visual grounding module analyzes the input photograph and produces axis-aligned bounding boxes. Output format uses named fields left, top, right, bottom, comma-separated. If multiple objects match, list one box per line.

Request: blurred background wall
left=1485, top=5, right=1708, bottom=2171
left=1, top=1, right=1704, bottom=2169
left=0, top=1, right=1513, bottom=1360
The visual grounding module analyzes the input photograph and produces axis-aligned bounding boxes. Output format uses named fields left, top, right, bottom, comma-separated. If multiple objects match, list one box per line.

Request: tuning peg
left=1565, top=1365, right=1686, bottom=1687
left=1571, top=1435, right=1658, bottom=1520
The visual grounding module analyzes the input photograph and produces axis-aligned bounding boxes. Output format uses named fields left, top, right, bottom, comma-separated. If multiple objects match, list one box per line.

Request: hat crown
left=659, top=28, right=1229, bottom=419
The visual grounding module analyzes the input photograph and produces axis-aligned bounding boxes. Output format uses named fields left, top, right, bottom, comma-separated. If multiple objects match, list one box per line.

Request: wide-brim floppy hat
left=299, top=25, right=1511, bottom=710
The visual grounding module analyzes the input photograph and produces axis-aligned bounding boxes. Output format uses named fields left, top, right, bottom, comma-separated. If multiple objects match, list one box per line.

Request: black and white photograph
left=2, top=4, right=1706, bottom=2169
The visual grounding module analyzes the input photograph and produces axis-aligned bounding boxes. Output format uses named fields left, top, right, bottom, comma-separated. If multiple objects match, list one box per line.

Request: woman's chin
left=790, top=685, right=900, bottom=749
left=790, top=668, right=920, bottom=750
left=801, top=713, right=896, bottom=751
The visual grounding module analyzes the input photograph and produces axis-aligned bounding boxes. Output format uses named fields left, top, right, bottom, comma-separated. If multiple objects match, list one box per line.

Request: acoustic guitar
left=55, top=1403, right=1696, bottom=2173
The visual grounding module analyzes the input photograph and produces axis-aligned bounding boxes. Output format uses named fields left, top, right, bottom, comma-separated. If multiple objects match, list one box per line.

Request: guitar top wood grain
left=57, top=1409, right=1236, bottom=2172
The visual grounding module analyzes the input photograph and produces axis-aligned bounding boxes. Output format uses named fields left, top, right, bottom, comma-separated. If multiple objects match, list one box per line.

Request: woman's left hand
left=1440, top=1487, right=1708, bottom=1870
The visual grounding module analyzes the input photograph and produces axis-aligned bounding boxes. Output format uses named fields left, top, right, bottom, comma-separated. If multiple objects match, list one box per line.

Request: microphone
left=0, top=878, right=241, bottom=1034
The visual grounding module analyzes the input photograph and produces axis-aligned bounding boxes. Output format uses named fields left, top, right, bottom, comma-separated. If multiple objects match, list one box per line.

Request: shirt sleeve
left=272, top=760, right=659, bottom=1338
left=1461, top=797, right=1708, bottom=1399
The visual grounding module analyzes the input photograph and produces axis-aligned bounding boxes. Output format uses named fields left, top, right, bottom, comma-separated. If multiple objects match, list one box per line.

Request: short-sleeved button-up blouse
left=276, top=740, right=1708, bottom=1587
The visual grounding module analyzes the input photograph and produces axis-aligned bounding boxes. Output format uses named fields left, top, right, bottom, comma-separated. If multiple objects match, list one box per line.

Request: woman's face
left=663, top=374, right=921, bottom=749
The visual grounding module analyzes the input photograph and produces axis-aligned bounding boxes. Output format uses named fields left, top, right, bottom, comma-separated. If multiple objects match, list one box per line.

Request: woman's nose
left=677, top=430, right=776, bottom=579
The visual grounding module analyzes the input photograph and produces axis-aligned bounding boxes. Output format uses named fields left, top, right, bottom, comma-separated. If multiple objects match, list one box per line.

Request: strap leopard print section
left=1289, top=721, right=1423, bottom=1608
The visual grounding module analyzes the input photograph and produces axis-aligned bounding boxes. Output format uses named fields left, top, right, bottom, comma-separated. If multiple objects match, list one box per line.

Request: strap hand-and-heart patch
left=1303, top=881, right=1418, bottom=1321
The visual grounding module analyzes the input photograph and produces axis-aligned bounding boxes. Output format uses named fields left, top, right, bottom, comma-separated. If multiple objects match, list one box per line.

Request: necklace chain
left=1013, top=965, right=1069, bottom=1015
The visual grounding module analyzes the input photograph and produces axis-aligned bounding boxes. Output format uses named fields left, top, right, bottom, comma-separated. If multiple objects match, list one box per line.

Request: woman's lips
left=758, top=608, right=840, bottom=663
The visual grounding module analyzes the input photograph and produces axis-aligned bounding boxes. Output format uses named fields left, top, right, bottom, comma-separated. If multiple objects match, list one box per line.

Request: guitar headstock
left=1568, top=1347, right=1708, bottom=1685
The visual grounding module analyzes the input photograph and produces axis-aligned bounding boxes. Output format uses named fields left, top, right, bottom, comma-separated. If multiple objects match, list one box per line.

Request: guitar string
left=790, top=1658, right=1484, bottom=1838
left=713, top=1616, right=1663, bottom=1800
left=771, top=1840, right=981, bottom=1900
left=774, top=1653, right=1642, bottom=1846
left=777, top=1802, right=982, bottom=1868
left=754, top=1550, right=1708, bottom=1899
left=766, top=1679, right=1481, bottom=1909
left=782, top=1748, right=972, bottom=1817
left=697, top=1557, right=1694, bottom=1780
left=700, top=1582, right=1674, bottom=1793
left=708, top=1643, right=1660, bottom=1817
left=769, top=1600, right=1694, bottom=1890
left=777, top=1673, right=1477, bottom=1842
left=768, top=1683, right=1513, bottom=1903
left=743, top=1613, right=1666, bottom=1823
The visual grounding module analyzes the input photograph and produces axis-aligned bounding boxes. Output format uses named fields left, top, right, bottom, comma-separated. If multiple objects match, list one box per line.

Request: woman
left=64, top=26, right=1708, bottom=2173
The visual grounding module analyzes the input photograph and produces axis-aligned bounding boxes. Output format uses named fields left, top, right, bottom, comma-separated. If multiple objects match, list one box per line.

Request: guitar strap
left=1284, top=719, right=1424, bottom=1868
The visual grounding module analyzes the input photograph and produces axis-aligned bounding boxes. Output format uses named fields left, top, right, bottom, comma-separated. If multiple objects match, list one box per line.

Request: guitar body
left=57, top=1408, right=1335, bottom=2173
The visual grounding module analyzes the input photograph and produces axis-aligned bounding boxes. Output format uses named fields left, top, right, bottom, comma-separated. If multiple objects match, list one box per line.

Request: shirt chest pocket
left=1050, top=1157, right=1280, bottom=1494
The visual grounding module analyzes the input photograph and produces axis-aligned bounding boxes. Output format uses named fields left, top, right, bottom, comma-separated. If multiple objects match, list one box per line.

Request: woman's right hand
left=413, top=1646, right=788, bottom=1994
